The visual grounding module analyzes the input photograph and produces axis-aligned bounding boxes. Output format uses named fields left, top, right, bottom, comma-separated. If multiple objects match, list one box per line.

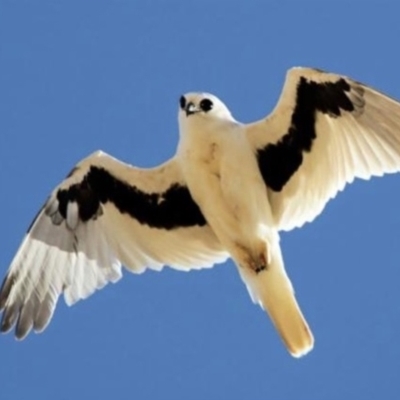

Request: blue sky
left=1, top=1, right=400, bottom=399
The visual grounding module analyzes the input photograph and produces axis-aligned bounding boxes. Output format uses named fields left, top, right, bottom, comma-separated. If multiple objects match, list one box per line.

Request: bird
left=2, top=67, right=400, bottom=358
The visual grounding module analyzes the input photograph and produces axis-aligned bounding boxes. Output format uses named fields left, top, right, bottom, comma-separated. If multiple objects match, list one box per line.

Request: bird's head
left=178, top=93, right=234, bottom=130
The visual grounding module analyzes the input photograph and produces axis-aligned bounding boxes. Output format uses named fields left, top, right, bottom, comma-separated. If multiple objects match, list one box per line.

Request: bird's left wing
left=245, top=67, right=400, bottom=231
left=0, top=151, right=228, bottom=339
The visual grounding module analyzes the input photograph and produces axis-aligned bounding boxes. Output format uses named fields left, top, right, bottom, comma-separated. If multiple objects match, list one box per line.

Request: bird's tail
left=238, top=244, right=314, bottom=358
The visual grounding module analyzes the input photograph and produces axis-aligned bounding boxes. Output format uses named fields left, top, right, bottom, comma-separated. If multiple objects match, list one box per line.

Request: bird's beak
left=185, top=102, right=199, bottom=116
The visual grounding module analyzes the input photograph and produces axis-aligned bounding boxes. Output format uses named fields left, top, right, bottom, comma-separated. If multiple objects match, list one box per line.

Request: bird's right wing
left=245, top=67, right=400, bottom=231
left=0, top=151, right=229, bottom=339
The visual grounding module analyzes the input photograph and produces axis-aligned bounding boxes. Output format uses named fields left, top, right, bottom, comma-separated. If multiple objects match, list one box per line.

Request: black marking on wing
left=56, top=166, right=206, bottom=229
left=26, top=167, right=81, bottom=233
left=257, top=77, right=355, bottom=192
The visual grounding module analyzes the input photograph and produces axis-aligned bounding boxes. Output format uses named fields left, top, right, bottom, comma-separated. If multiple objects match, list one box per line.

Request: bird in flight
left=2, top=67, right=400, bottom=358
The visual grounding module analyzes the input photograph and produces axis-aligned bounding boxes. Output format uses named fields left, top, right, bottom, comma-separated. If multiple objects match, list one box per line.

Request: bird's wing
left=0, top=150, right=229, bottom=339
left=245, top=67, right=400, bottom=231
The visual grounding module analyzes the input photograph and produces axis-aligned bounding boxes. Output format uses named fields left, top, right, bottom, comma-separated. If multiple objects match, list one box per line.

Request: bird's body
left=178, top=108, right=272, bottom=264
left=177, top=94, right=313, bottom=355
left=2, top=67, right=400, bottom=357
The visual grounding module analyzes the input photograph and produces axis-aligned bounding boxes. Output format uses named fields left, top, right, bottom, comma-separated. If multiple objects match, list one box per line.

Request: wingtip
left=0, top=273, right=15, bottom=311
left=0, top=303, right=19, bottom=334
left=15, top=325, right=31, bottom=341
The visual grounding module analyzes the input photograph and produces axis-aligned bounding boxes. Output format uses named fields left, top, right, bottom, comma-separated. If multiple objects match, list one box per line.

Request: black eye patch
left=179, top=96, right=186, bottom=110
left=199, top=98, right=213, bottom=112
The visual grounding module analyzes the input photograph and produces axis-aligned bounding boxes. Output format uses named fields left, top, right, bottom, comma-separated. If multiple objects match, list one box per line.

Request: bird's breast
left=185, top=132, right=269, bottom=215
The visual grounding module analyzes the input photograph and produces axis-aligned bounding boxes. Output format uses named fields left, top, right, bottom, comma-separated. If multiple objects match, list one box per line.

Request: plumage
left=2, top=67, right=400, bottom=357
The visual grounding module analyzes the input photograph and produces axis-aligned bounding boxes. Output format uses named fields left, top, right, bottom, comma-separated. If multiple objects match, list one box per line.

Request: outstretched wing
left=246, top=67, right=400, bottom=231
left=0, top=151, right=228, bottom=339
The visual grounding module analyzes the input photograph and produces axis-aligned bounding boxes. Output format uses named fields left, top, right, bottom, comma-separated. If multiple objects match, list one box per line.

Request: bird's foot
left=252, top=251, right=268, bottom=274
left=254, top=264, right=267, bottom=273
left=234, top=243, right=269, bottom=274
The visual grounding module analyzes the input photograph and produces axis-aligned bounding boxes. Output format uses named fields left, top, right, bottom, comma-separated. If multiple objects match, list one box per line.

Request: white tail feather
left=239, top=245, right=314, bottom=358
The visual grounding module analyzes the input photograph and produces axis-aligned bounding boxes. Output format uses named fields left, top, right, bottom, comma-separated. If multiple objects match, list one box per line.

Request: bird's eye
left=199, top=98, right=213, bottom=112
left=179, top=96, right=186, bottom=110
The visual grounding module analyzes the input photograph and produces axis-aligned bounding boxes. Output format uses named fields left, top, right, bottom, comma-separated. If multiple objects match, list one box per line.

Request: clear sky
left=1, top=1, right=400, bottom=399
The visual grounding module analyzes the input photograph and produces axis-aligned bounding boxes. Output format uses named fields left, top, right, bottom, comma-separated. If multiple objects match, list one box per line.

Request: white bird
left=2, top=67, right=400, bottom=358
